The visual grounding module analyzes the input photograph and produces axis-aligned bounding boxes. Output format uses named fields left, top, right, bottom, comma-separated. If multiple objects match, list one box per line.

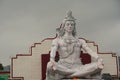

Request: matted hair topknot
left=63, top=10, right=76, bottom=22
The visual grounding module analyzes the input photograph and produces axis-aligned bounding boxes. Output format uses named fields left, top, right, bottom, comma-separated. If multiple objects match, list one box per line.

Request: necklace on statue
left=63, top=37, right=77, bottom=44
left=64, top=38, right=73, bottom=44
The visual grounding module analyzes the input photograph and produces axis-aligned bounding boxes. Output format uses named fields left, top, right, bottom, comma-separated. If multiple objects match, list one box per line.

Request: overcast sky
left=0, top=0, right=120, bottom=66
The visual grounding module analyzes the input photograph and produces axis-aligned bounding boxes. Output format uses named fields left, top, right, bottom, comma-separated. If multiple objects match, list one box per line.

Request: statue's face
left=64, top=20, right=75, bottom=33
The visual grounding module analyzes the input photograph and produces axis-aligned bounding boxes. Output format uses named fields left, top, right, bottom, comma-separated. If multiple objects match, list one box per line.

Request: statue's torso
left=57, top=37, right=83, bottom=67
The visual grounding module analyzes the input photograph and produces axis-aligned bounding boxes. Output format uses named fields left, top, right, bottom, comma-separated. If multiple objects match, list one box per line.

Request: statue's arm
left=50, top=38, right=58, bottom=62
left=79, top=39, right=99, bottom=59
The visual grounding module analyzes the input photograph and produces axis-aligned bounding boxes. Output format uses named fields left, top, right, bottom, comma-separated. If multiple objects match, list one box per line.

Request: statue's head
left=56, top=10, right=77, bottom=37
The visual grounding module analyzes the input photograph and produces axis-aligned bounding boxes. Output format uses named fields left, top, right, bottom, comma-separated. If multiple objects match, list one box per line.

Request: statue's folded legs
left=46, top=61, right=102, bottom=80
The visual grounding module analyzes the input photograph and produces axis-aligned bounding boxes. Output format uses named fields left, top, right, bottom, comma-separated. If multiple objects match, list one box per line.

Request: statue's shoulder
left=52, top=37, right=58, bottom=42
left=52, top=37, right=61, bottom=44
left=78, top=38, right=86, bottom=43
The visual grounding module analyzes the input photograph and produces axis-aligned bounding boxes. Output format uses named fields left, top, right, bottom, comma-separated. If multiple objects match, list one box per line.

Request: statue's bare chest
left=57, top=38, right=82, bottom=54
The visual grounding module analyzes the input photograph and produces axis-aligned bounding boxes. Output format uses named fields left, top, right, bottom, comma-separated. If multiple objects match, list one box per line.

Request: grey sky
left=0, top=0, right=120, bottom=66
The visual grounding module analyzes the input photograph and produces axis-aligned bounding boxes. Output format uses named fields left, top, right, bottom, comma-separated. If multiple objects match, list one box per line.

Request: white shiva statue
left=45, top=11, right=104, bottom=80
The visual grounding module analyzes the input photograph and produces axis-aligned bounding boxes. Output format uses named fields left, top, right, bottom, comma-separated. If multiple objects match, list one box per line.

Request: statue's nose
left=69, top=25, right=73, bottom=28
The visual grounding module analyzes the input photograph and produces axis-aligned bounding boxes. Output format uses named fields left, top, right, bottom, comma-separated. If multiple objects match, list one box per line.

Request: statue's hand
left=97, top=58, right=104, bottom=69
left=47, top=60, right=56, bottom=70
